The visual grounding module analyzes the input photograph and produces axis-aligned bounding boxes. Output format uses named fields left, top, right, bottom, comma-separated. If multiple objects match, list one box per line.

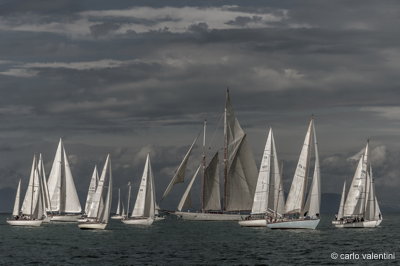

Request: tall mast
left=223, top=88, right=228, bottom=211
left=30, top=155, right=36, bottom=219
left=127, top=182, right=131, bottom=217
left=201, top=119, right=207, bottom=212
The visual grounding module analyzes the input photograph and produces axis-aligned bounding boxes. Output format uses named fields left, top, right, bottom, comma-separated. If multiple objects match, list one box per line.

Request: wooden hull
left=110, top=215, right=124, bottom=220
left=122, top=218, right=154, bottom=225
left=78, top=222, right=107, bottom=230
left=175, top=211, right=247, bottom=221
left=267, top=219, right=320, bottom=230
left=238, top=219, right=267, bottom=227
left=51, top=214, right=81, bottom=222
left=7, top=220, right=43, bottom=227
left=334, top=220, right=381, bottom=228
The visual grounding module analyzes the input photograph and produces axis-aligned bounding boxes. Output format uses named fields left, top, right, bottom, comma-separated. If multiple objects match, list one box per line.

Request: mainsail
left=224, top=90, right=258, bottom=211
left=162, top=136, right=198, bottom=199
left=270, top=131, right=285, bottom=215
left=116, top=188, right=121, bottom=215
left=47, top=139, right=81, bottom=214
left=303, top=122, right=321, bottom=217
left=131, top=154, right=156, bottom=219
left=285, top=120, right=313, bottom=214
left=21, top=155, right=41, bottom=217
left=202, top=152, right=221, bottom=211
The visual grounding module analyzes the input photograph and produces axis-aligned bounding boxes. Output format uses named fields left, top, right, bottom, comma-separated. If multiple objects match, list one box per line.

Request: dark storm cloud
left=0, top=1, right=399, bottom=212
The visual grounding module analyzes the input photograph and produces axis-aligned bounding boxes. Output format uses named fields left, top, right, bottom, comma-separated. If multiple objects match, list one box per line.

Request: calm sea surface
left=0, top=213, right=399, bottom=265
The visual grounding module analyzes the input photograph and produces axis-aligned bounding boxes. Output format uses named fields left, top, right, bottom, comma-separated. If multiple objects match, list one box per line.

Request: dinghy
left=333, top=142, right=383, bottom=228
left=122, top=154, right=156, bottom=226
left=78, top=155, right=112, bottom=230
left=267, top=118, right=321, bottom=230
left=47, top=138, right=82, bottom=222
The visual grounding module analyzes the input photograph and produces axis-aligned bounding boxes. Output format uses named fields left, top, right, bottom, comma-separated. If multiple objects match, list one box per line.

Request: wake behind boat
left=332, top=141, right=383, bottom=228
left=267, top=118, right=321, bottom=230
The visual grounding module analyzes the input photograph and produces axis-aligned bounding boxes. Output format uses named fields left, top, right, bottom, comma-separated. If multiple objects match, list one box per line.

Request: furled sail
left=47, top=138, right=82, bottom=213
left=224, top=90, right=258, bottom=211
left=203, top=152, right=221, bottom=211
left=162, top=136, right=198, bottom=199
left=302, top=122, right=321, bottom=217
left=12, top=179, right=21, bottom=216
left=85, top=166, right=98, bottom=215
left=285, top=120, right=313, bottom=214
left=251, top=128, right=272, bottom=215
left=337, top=181, right=347, bottom=220
left=177, top=165, right=201, bottom=211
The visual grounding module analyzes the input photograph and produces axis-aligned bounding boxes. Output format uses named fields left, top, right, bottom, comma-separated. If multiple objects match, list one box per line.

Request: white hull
left=175, top=211, right=247, bottom=221
left=77, top=218, right=88, bottom=223
left=267, top=219, right=320, bottom=230
left=42, top=216, right=52, bottom=223
left=111, top=215, right=124, bottom=220
left=155, top=216, right=165, bottom=221
left=7, top=220, right=43, bottom=227
left=238, top=219, right=267, bottom=227
left=51, top=214, right=81, bottom=222
left=78, top=222, right=107, bottom=230
left=334, top=219, right=381, bottom=228
left=122, top=218, right=154, bottom=226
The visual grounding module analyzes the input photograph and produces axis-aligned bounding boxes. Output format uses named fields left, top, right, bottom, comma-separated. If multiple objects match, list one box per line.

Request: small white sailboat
left=78, top=165, right=99, bottom=223
left=122, top=154, right=156, bottom=226
left=239, top=128, right=285, bottom=227
left=111, top=188, right=124, bottom=220
left=47, top=138, right=82, bottom=222
left=78, top=155, right=112, bottom=230
left=7, top=156, right=45, bottom=227
left=267, top=118, right=321, bottom=230
left=333, top=142, right=383, bottom=228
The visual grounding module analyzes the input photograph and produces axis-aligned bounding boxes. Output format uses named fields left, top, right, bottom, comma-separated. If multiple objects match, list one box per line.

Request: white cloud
left=0, top=68, right=38, bottom=77
left=361, top=106, right=400, bottom=120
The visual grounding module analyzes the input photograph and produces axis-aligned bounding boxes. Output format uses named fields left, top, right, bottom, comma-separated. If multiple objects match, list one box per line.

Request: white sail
left=21, top=155, right=39, bottom=216
left=224, top=90, right=258, bottom=211
left=337, top=181, right=346, bottom=220
left=365, top=166, right=376, bottom=221
left=270, top=131, right=285, bottom=215
left=12, top=179, right=21, bottom=216
left=100, top=159, right=112, bottom=223
left=47, top=138, right=82, bottom=213
left=177, top=165, right=201, bottom=211
left=374, top=196, right=381, bottom=220
left=85, top=166, right=98, bottom=215
left=116, top=188, right=121, bottom=215
left=303, top=122, right=321, bottom=217
left=285, top=120, right=313, bottom=214
left=38, top=154, right=51, bottom=212
left=131, top=154, right=155, bottom=218
left=122, top=203, right=126, bottom=217
left=88, top=155, right=109, bottom=219
left=203, top=152, right=221, bottom=211
left=162, top=136, right=198, bottom=199
left=37, top=158, right=48, bottom=218
left=251, top=128, right=272, bottom=215
left=63, top=149, right=82, bottom=213
left=147, top=156, right=156, bottom=219
left=343, top=142, right=369, bottom=217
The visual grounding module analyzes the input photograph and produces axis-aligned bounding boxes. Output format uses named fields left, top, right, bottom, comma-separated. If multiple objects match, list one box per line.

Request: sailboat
left=165, top=90, right=258, bottom=221
left=122, top=154, right=156, bottom=226
left=332, top=142, right=383, bottom=228
left=239, top=128, right=285, bottom=227
left=47, top=138, right=82, bottom=222
left=7, top=155, right=46, bottom=227
left=267, top=118, right=321, bottom=230
left=111, top=188, right=124, bottom=219
left=78, top=155, right=112, bottom=230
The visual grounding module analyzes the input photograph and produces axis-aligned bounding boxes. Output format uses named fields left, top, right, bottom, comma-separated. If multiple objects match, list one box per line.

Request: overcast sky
left=0, top=0, right=399, bottom=212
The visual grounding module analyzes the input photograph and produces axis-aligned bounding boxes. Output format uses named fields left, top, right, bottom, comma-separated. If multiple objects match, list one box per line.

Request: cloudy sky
left=0, top=0, right=399, bottom=212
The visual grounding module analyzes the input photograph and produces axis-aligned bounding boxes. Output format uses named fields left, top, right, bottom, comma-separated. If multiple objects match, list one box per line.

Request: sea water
left=0, top=214, right=398, bottom=265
